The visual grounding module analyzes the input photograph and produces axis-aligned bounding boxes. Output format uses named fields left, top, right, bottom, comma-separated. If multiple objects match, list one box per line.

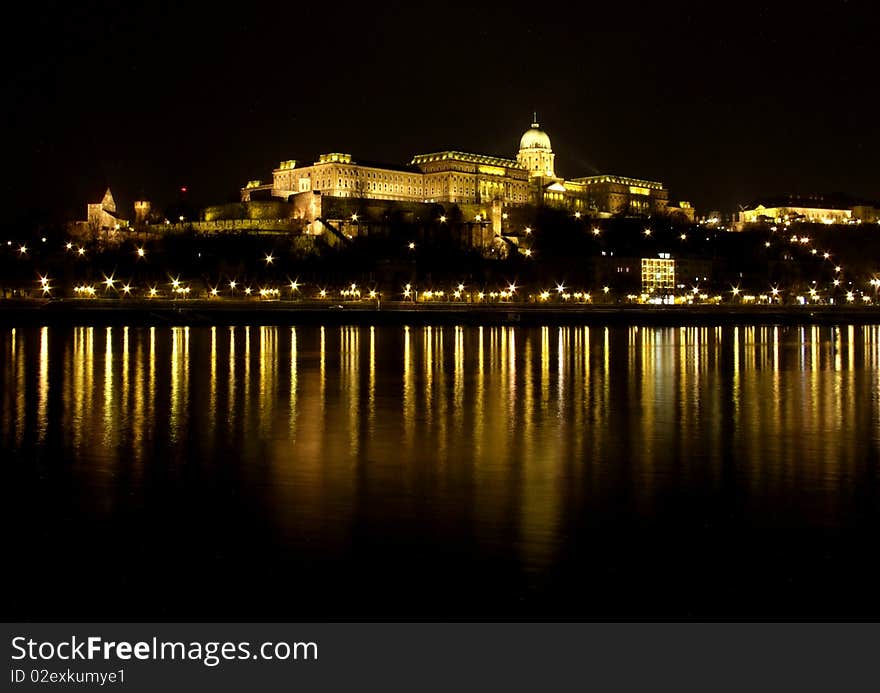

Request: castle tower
left=134, top=200, right=151, bottom=224
left=100, top=187, right=116, bottom=213
left=516, top=115, right=555, bottom=178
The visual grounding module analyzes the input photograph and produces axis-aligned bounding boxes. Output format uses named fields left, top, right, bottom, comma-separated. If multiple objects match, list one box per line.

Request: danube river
left=3, top=323, right=880, bottom=619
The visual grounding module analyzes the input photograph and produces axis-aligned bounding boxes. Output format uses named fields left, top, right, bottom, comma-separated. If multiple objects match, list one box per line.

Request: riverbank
left=2, top=298, right=880, bottom=326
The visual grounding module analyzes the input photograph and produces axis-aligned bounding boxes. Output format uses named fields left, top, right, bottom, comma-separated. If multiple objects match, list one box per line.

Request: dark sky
left=2, top=0, right=878, bottom=228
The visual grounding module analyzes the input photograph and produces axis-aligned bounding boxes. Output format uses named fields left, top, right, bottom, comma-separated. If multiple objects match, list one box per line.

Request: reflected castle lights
left=1, top=325, right=878, bottom=559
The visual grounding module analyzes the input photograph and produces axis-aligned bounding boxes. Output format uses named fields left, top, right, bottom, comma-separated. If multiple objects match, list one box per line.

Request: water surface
left=3, top=324, right=880, bottom=619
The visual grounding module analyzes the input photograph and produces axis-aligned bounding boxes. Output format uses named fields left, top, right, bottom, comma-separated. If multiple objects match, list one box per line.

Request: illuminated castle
left=241, top=119, right=669, bottom=218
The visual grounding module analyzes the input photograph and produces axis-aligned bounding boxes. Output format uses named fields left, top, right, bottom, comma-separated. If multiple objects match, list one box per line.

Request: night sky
left=2, top=1, right=877, bottom=229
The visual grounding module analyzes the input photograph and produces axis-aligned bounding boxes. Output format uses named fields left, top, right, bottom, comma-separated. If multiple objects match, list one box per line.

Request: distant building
left=71, top=188, right=129, bottom=236
left=851, top=205, right=880, bottom=223
left=242, top=118, right=669, bottom=220
left=666, top=201, right=696, bottom=223
left=739, top=194, right=858, bottom=225
left=133, top=200, right=151, bottom=225
left=641, top=254, right=676, bottom=294
left=87, top=188, right=127, bottom=231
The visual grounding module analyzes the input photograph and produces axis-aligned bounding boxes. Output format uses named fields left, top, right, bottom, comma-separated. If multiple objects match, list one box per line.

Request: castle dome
left=519, top=121, right=551, bottom=151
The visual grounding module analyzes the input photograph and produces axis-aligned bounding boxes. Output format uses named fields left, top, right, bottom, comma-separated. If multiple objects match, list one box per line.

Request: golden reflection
left=37, top=326, right=48, bottom=443
left=243, top=326, right=251, bottom=428
left=209, top=326, right=217, bottom=443
left=132, top=332, right=146, bottom=467
left=320, top=326, right=326, bottom=410
left=474, top=326, right=485, bottom=459
left=507, top=328, right=517, bottom=422
left=290, top=327, right=298, bottom=437
left=368, top=326, right=375, bottom=433
left=557, top=327, right=567, bottom=418
left=170, top=326, right=190, bottom=442
left=403, top=325, right=413, bottom=448
left=435, top=327, right=447, bottom=463
left=228, top=326, right=236, bottom=430
left=148, top=326, right=155, bottom=430
left=4, top=323, right=880, bottom=568
left=453, top=325, right=464, bottom=436
left=342, top=326, right=360, bottom=457
left=424, top=326, right=433, bottom=425
left=259, top=326, right=278, bottom=440
left=540, top=326, right=549, bottom=417
left=103, top=327, right=115, bottom=450
left=121, top=326, right=131, bottom=426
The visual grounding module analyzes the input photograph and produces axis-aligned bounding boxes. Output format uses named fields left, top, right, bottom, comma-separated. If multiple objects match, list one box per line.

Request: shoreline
left=2, top=299, right=880, bottom=326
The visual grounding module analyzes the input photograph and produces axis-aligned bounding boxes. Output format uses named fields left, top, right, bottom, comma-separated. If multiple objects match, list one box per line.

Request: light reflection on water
left=3, top=324, right=880, bottom=617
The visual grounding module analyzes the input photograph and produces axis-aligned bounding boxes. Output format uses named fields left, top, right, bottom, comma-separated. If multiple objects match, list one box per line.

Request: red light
left=180, top=187, right=188, bottom=193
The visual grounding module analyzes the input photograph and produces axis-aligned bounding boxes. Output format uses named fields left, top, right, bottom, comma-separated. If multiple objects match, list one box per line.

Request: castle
left=241, top=119, right=669, bottom=220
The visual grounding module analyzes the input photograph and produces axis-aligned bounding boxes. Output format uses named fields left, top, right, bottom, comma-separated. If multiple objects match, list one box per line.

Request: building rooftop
left=743, top=193, right=866, bottom=211
left=411, top=151, right=522, bottom=168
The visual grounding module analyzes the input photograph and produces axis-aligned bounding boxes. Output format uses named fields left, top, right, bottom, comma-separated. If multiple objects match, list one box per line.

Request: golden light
left=319, top=289, right=327, bottom=298
left=171, top=277, right=180, bottom=289
left=502, top=212, right=509, bottom=220
left=833, top=279, right=840, bottom=287
left=65, top=242, right=73, bottom=251
left=229, top=280, right=237, bottom=290
left=603, top=286, right=610, bottom=294
left=643, top=228, right=651, bottom=236
left=835, top=266, right=842, bottom=273
left=593, top=228, right=601, bottom=236
left=574, top=211, right=581, bottom=219
left=765, top=241, right=771, bottom=247
left=136, top=247, right=146, bottom=258
left=847, top=292, right=855, bottom=302
left=540, top=291, right=550, bottom=301
left=524, top=249, right=532, bottom=257
left=508, top=283, right=517, bottom=293
left=475, top=214, right=482, bottom=222
left=351, top=213, right=358, bottom=222
left=103, top=274, right=116, bottom=289
left=439, top=215, right=447, bottom=223
left=264, top=253, right=275, bottom=265
left=210, top=288, right=219, bottom=296
left=524, top=227, right=532, bottom=235
left=811, top=249, right=817, bottom=255
left=408, top=242, right=415, bottom=250
left=556, top=283, right=565, bottom=293
left=369, top=290, right=377, bottom=298
left=457, top=283, right=465, bottom=292
left=403, top=288, right=412, bottom=298
left=148, top=287, right=158, bottom=298
left=771, top=287, right=779, bottom=296
left=290, top=280, right=299, bottom=291
left=680, top=234, right=687, bottom=240
left=18, top=245, right=27, bottom=254
left=77, top=247, right=86, bottom=256
left=732, top=286, right=740, bottom=295
left=122, top=284, right=132, bottom=295
left=244, top=287, right=252, bottom=295
left=823, top=252, right=830, bottom=259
